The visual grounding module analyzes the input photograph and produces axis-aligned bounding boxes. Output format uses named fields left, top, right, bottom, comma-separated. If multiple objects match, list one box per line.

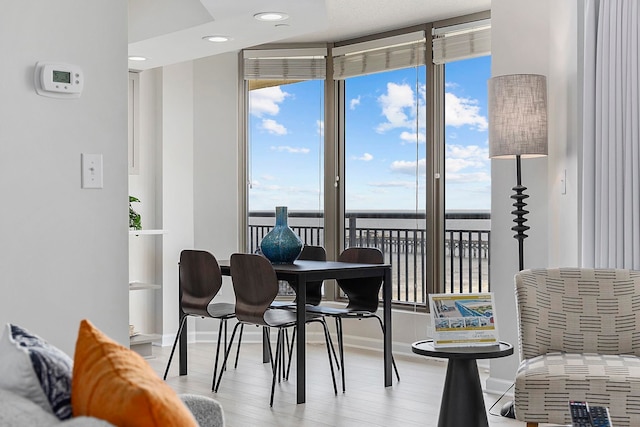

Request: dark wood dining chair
left=307, top=246, right=400, bottom=392
left=214, top=253, right=337, bottom=406
left=163, top=249, right=239, bottom=391
left=269, top=244, right=327, bottom=309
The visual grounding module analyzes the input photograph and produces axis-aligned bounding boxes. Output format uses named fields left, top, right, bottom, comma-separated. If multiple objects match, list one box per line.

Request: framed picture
left=429, top=292, right=499, bottom=347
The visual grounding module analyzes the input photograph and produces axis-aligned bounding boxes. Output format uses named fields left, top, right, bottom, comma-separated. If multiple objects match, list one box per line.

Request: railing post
left=349, top=216, right=357, bottom=247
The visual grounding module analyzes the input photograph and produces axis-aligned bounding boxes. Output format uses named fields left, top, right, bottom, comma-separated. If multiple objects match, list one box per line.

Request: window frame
left=239, top=11, right=491, bottom=308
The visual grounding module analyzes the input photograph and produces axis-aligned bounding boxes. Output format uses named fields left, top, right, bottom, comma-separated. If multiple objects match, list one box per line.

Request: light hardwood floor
left=148, top=339, right=543, bottom=427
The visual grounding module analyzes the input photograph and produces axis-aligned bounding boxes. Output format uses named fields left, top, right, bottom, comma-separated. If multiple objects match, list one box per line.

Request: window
left=243, top=49, right=326, bottom=254
left=434, top=19, right=492, bottom=294
left=334, top=31, right=428, bottom=305
left=241, top=15, right=491, bottom=306
left=443, top=56, right=491, bottom=293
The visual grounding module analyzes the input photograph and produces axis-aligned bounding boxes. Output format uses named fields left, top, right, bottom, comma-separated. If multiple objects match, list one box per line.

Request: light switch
left=81, top=153, right=103, bottom=189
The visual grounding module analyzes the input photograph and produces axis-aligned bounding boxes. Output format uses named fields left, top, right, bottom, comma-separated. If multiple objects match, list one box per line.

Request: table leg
left=438, top=359, right=487, bottom=427
left=383, top=267, right=392, bottom=386
left=296, top=275, right=306, bottom=404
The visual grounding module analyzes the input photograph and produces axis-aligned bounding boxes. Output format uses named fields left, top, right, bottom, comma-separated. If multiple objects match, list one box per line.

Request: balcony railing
left=248, top=210, right=490, bottom=306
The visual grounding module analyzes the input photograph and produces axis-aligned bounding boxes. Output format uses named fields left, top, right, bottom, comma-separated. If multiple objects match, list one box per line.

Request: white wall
left=487, top=0, right=579, bottom=393
left=161, top=62, right=196, bottom=344
left=192, top=54, right=240, bottom=263
left=548, top=1, right=580, bottom=267
left=0, top=1, right=129, bottom=355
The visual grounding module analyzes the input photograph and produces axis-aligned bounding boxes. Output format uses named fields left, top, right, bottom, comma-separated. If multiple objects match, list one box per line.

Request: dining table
left=178, top=258, right=393, bottom=404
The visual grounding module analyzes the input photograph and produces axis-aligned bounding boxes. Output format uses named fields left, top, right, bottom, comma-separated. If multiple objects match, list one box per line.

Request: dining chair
left=307, top=246, right=400, bottom=392
left=270, top=244, right=327, bottom=309
left=163, top=250, right=239, bottom=391
left=214, top=253, right=337, bottom=406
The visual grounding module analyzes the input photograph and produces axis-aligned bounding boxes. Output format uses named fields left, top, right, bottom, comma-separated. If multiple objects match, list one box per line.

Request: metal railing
left=248, top=210, right=490, bottom=306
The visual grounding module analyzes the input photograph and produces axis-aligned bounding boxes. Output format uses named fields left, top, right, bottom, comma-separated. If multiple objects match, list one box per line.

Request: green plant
left=129, top=196, right=142, bottom=230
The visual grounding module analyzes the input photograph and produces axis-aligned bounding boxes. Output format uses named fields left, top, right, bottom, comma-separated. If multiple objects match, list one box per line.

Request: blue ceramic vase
left=259, top=206, right=303, bottom=264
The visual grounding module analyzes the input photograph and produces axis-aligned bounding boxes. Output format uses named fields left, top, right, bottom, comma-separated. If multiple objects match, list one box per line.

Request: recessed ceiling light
left=128, top=56, right=147, bottom=61
left=254, top=12, right=289, bottom=22
left=203, top=35, right=231, bottom=43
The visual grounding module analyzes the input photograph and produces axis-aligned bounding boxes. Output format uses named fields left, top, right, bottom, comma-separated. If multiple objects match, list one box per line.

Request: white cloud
left=388, top=145, right=489, bottom=177
left=369, top=180, right=418, bottom=189
left=350, top=96, right=361, bottom=110
left=249, top=86, right=289, bottom=117
left=446, top=144, right=489, bottom=162
left=317, top=120, right=324, bottom=136
left=261, top=174, right=276, bottom=181
left=400, top=131, right=426, bottom=144
left=390, top=158, right=427, bottom=175
left=270, top=145, right=310, bottom=154
left=445, top=144, right=489, bottom=172
left=446, top=172, right=491, bottom=183
left=376, top=82, right=416, bottom=132
left=445, top=92, right=488, bottom=131
left=355, top=153, right=373, bottom=161
left=261, top=119, right=288, bottom=135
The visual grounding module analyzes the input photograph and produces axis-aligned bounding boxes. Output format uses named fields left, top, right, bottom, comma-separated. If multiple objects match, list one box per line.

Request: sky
left=247, top=55, right=491, bottom=212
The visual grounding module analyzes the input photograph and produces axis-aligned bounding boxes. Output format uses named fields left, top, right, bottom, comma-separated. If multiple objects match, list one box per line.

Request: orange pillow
left=72, top=319, right=197, bottom=427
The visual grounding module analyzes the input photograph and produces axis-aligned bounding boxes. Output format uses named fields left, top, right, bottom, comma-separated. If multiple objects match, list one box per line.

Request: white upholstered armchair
left=514, top=268, right=640, bottom=427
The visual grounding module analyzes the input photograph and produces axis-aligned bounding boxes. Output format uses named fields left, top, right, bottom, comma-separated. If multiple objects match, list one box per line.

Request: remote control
left=570, top=401, right=592, bottom=427
left=588, top=405, right=612, bottom=427
left=569, top=401, right=612, bottom=427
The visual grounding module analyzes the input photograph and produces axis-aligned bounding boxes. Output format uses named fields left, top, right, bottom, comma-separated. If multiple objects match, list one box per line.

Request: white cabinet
left=129, top=229, right=164, bottom=357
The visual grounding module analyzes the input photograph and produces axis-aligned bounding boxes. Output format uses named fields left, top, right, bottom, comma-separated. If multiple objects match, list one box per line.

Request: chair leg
left=324, top=324, right=341, bottom=370
left=211, top=318, right=226, bottom=390
left=233, top=323, right=244, bottom=369
left=214, top=322, right=242, bottom=393
left=374, top=315, right=400, bottom=381
left=336, top=317, right=346, bottom=393
left=285, top=327, right=297, bottom=380
left=270, top=329, right=283, bottom=407
left=163, top=314, right=188, bottom=380
left=282, top=335, right=287, bottom=382
left=319, top=319, right=338, bottom=395
left=264, top=326, right=275, bottom=369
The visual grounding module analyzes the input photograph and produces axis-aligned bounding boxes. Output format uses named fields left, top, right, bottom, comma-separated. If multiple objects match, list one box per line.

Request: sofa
left=0, top=320, right=225, bottom=427
left=0, top=389, right=224, bottom=427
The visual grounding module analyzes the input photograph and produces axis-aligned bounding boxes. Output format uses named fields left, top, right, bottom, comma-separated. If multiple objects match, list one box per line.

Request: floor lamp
left=488, top=74, right=548, bottom=272
left=488, top=74, right=548, bottom=419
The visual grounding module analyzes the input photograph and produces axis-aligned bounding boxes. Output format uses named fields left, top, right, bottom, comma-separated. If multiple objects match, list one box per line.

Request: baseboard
left=158, top=331, right=196, bottom=347
left=485, top=376, right=514, bottom=398
left=194, top=328, right=328, bottom=344
left=160, top=329, right=427, bottom=360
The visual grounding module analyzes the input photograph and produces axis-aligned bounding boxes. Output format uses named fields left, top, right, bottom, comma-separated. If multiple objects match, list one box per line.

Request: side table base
left=438, top=359, right=488, bottom=427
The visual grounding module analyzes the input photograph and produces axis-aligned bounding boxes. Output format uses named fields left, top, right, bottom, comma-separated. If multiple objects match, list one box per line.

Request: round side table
left=412, top=340, right=514, bottom=427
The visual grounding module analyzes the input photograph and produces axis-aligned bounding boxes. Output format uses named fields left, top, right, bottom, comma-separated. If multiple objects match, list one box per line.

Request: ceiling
left=128, top=0, right=491, bottom=71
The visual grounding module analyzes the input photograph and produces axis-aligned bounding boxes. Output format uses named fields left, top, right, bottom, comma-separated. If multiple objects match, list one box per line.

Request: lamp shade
left=488, top=74, right=548, bottom=158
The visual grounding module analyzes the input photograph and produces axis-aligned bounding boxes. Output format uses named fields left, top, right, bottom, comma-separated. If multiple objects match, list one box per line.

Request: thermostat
left=34, top=62, right=84, bottom=98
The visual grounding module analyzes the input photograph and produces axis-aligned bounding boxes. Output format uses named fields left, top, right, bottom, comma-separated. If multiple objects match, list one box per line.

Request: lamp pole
left=511, top=154, right=529, bottom=272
